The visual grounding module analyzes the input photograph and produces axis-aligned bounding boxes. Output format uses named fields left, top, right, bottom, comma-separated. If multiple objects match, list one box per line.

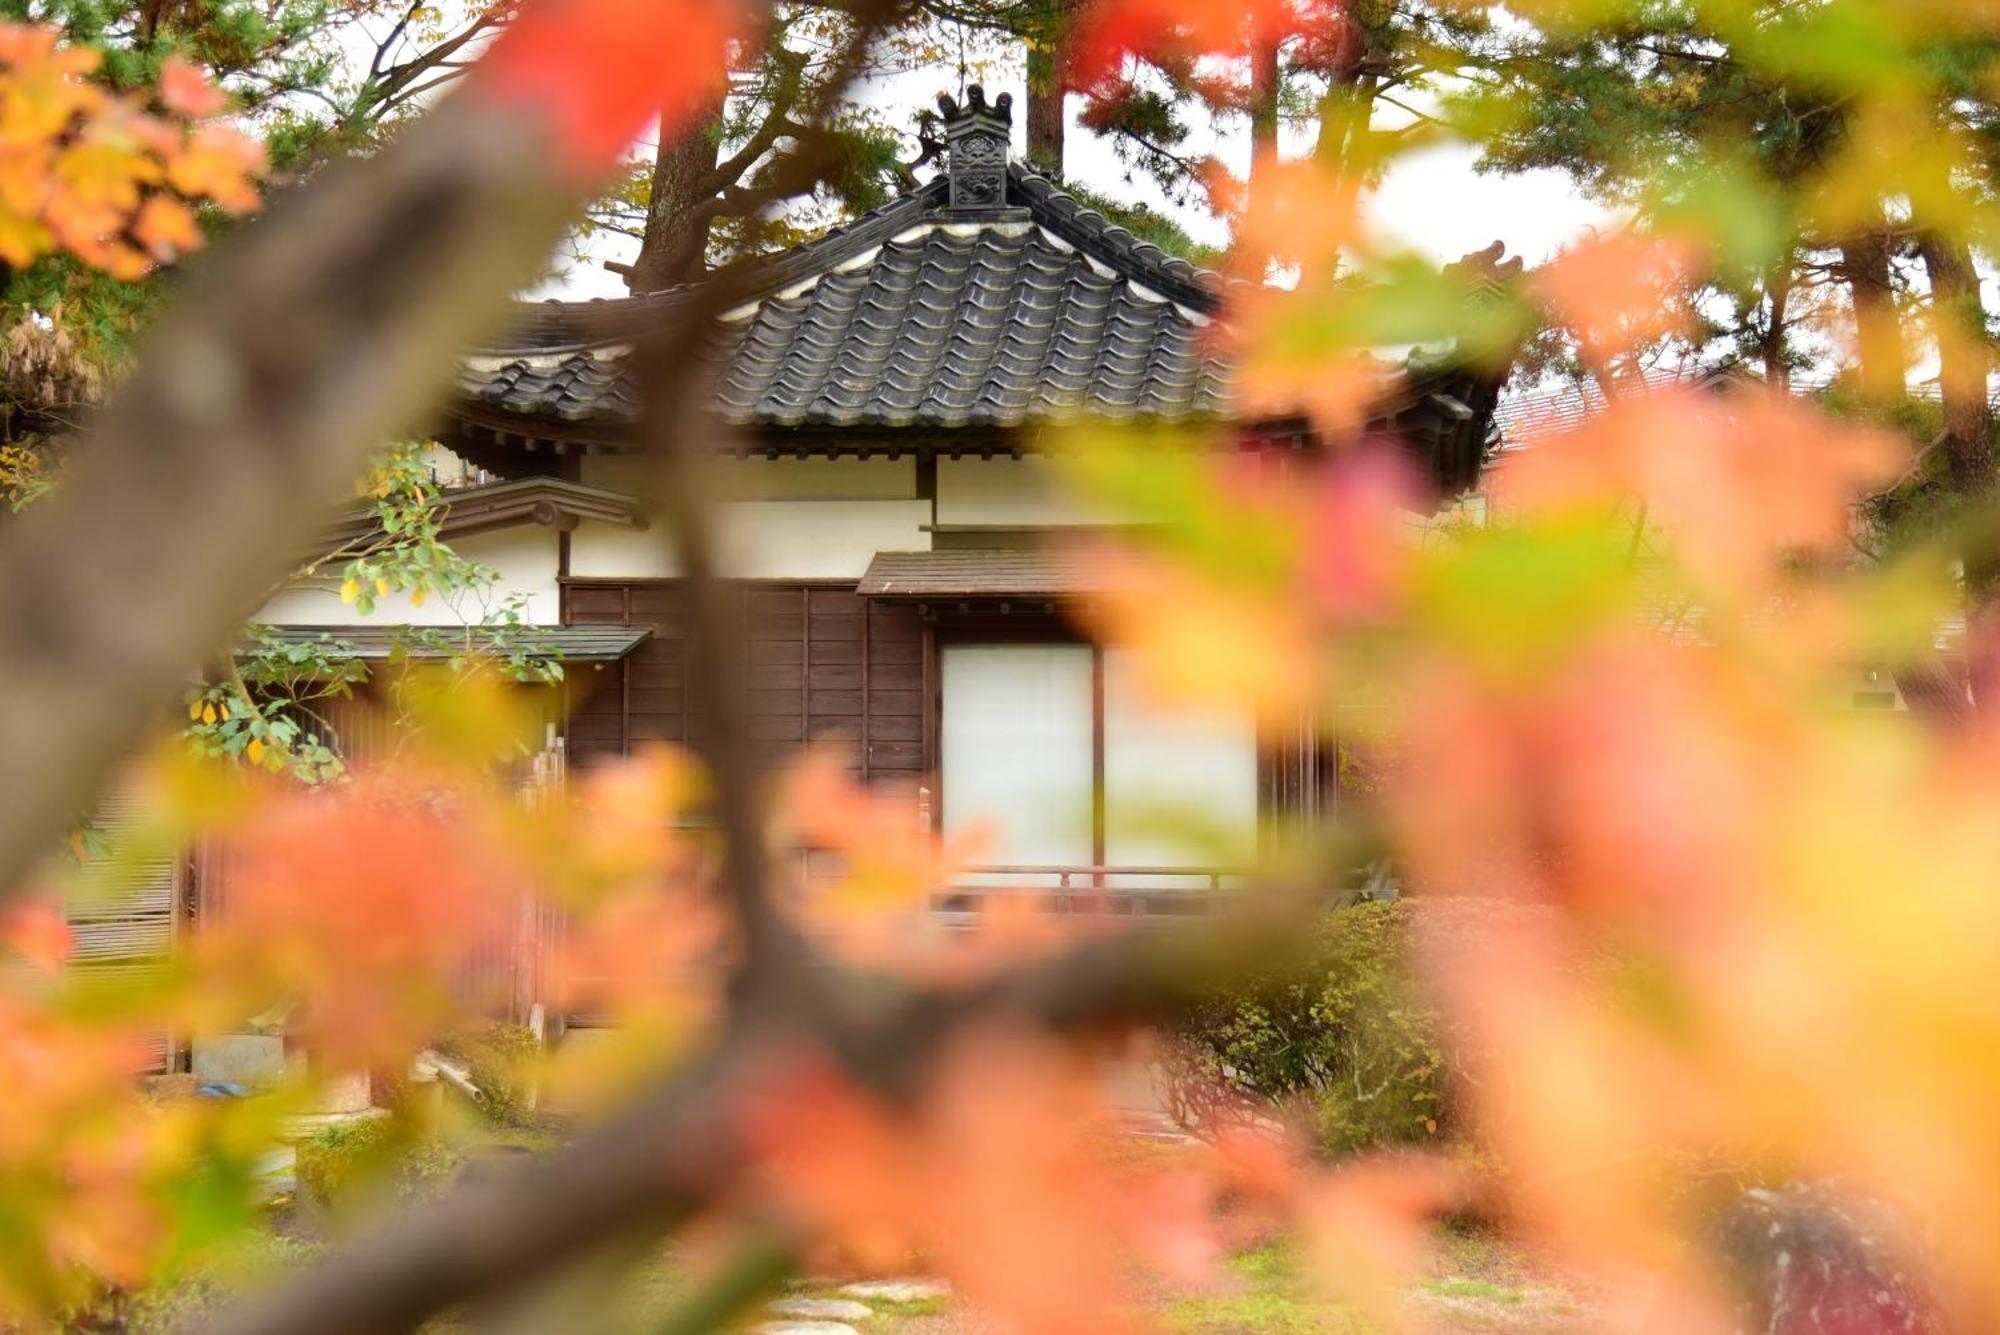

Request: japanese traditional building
left=250, top=84, right=1517, bottom=902
left=70, top=88, right=1517, bottom=1074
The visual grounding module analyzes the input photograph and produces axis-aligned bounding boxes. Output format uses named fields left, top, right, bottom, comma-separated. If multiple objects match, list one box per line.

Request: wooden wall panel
left=561, top=580, right=927, bottom=786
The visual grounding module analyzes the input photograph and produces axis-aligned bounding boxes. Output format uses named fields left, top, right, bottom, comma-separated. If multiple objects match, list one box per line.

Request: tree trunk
left=1761, top=255, right=1794, bottom=390
left=1916, top=227, right=2000, bottom=712
left=1025, top=44, right=1064, bottom=178
left=1248, top=37, right=1281, bottom=179
left=1837, top=229, right=1905, bottom=405
left=627, top=109, right=723, bottom=293
left=1917, top=230, right=1994, bottom=500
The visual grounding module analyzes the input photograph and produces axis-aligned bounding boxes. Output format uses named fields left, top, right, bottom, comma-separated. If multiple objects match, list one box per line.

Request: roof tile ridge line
left=717, top=185, right=943, bottom=304
left=1008, top=163, right=1219, bottom=314
left=479, top=179, right=949, bottom=354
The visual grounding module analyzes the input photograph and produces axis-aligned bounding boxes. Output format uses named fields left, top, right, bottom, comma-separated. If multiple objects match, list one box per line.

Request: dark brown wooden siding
left=561, top=580, right=925, bottom=785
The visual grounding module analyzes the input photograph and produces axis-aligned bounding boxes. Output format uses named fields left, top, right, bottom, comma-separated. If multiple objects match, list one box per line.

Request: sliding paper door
left=1101, top=646, right=1259, bottom=887
left=939, top=643, right=1094, bottom=877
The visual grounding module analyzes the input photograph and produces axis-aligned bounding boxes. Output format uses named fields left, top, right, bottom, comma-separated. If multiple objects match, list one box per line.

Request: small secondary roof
left=857, top=548, right=1107, bottom=599
left=315, top=476, right=648, bottom=553
left=243, top=624, right=651, bottom=663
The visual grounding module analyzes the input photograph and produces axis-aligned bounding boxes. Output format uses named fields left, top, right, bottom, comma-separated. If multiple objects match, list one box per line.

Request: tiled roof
left=458, top=163, right=1232, bottom=432
left=857, top=548, right=1108, bottom=598
left=244, top=624, right=651, bottom=663
left=451, top=87, right=1520, bottom=499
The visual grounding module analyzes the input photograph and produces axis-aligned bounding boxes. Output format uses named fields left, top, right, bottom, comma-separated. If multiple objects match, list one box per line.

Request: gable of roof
left=315, top=476, right=647, bottom=553
left=457, top=159, right=1234, bottom=434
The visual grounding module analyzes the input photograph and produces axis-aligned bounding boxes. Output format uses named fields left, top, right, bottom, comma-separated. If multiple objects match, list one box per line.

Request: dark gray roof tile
left=458, top=164, right=1234, bottom=433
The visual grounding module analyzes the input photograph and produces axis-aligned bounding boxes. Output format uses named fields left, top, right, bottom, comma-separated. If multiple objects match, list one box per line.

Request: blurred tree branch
left=0, top=90, right=594, bottom=898
left=200, top=898, right=1311, bottom=1335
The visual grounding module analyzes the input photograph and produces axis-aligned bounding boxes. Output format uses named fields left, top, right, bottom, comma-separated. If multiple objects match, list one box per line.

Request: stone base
left=319, top=1071, right=372, bottom=1114
left=191, top=1033, right=291, bottom=1090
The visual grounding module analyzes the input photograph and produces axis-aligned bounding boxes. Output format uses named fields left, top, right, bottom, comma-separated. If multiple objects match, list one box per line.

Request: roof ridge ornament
left=938, top=84, right=1017, bottom=213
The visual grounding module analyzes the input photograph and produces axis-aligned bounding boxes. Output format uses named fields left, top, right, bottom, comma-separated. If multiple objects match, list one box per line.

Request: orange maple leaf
left=164, top=124, right=263, bottom=212
left=0, top=897, right=72, bottom=972
left=132, top=193, right=199, bottom=260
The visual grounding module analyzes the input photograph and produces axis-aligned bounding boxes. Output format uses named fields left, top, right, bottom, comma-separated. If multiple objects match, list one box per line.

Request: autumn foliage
left=0, top=27, right=260, bottom=280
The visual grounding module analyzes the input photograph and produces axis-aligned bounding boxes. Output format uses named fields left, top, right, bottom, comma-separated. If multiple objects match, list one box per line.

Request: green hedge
left=1166, top=900, right=1451, bottom=1157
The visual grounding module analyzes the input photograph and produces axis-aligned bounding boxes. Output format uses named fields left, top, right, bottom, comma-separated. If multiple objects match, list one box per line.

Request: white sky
left=537, top=70, right=1610, bottom=302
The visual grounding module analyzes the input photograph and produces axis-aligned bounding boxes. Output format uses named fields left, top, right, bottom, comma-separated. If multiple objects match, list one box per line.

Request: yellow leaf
left=339, top=577, right=360, bottom=604
left=410, top=586, right=427, bottom=608
left=374, top=577, right=390, bottom=598
left=201, top=702, right=216, bottom=725
left=246, top=737, right=265, bottom=764
left=187, top=698, right=202, bottom=721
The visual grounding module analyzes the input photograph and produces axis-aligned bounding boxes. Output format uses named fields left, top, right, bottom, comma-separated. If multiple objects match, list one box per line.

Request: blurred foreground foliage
left=21, top=0, right=2000, bottom=1330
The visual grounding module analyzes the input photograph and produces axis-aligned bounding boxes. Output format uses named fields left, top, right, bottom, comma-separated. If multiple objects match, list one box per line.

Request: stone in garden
left=753, top=1324, right=859, bottom=1335
left=839, top=1279, right=951, bottom=1303
left=767, top=1298, right=873, bottom=1321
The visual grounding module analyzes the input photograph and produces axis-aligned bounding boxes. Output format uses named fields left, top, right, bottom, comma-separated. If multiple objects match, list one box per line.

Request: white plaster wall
left=935, top=456, right=1102, bottom=527
left=253, top=526, right=562, bottom=627
left=581, top=453, right=918, bottom=501
left=567, top=500, right=932, bottom=581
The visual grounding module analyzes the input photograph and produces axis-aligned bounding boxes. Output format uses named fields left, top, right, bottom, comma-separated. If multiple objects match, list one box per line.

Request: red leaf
left=475, top=0, right=747, bottom=178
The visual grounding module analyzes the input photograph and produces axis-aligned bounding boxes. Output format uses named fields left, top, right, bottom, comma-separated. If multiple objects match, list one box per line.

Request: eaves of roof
left=242, top=623, right=651, bottom=663
left=317, top=476, right=648, bottom=551
left=857, top=547, right=1107, bottom=599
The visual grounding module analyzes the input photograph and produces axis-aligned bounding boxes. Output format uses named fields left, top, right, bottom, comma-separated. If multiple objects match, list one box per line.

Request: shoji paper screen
left=940, top=643, right=1094, bottom=878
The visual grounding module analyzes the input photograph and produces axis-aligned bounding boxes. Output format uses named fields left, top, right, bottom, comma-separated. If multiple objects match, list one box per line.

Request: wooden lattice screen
left=67, top=784, right=182, bottom=1072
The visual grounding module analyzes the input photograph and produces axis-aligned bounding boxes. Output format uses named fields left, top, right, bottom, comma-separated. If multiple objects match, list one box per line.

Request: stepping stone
left=839, top=1279, right=951, bottom=1303
left=767, top=1298, right=873, bottom=1321
left=753, top=1324, right=858, bottom=1335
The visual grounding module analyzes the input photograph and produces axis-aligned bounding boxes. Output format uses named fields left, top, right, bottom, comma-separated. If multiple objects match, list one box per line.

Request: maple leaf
left=164, top=124, right=264, bottom=213
left=133, top=194, right=200, bottom=260
left=0, top=21, right=101, bottom=144
left=1533, top=230, right=1705, bottom=372
left=474, top=0, right=748, bottom=176
left=156, top=55, right=225, bottom=120
left=53, top=137, right=161, bottom=214
left=0, top=897, right=71, bottom=971
left=0, top=199, right=50, bottom=268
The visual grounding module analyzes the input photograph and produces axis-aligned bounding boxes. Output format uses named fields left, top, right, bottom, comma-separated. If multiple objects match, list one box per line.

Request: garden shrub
left=432, top=1023, right=552, bottom=1127
left=295, top=1117, right=459, bottom=1208
left=439, top=1021, right=544, bottom=1128
left=1165, top=900, right=1451, bottom=1157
